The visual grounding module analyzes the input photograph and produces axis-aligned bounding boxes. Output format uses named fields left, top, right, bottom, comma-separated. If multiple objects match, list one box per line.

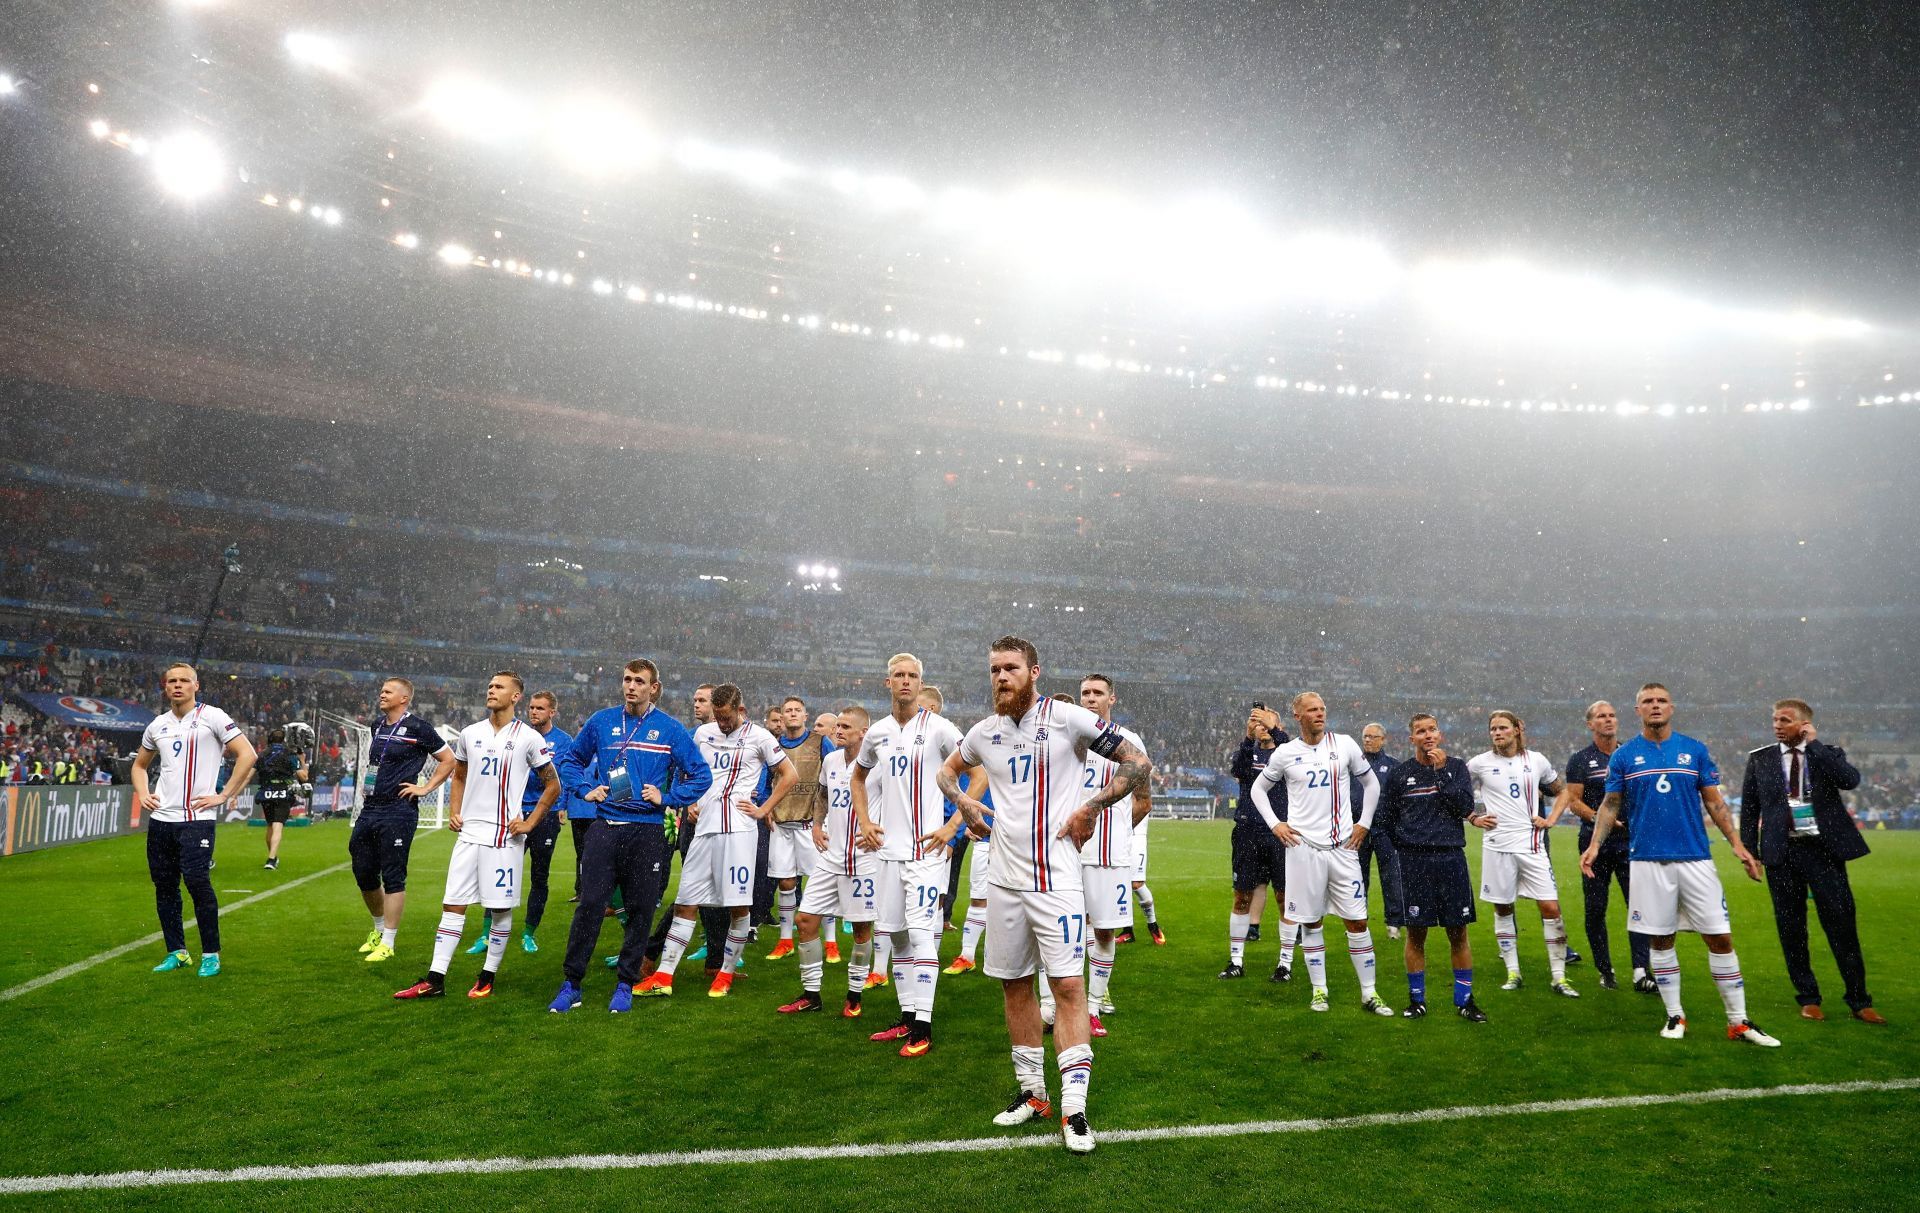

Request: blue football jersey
left=1604, top=733, right=1720, bottom=862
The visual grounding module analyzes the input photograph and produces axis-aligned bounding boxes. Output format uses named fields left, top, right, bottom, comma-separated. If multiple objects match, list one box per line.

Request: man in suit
left=1739, top=699, right=1885, bottom=1024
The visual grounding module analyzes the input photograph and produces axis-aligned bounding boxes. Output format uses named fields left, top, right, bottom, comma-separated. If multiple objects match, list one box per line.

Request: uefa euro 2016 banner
left=11, top=693, right=155, bottom=733
left=0, top=785, right=141, bottom=856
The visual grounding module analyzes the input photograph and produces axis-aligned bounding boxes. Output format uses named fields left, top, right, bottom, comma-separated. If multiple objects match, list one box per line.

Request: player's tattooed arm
left=1060, top=739, right=1151, bottom=845
left=1579, top=791, right=1624, bottom=876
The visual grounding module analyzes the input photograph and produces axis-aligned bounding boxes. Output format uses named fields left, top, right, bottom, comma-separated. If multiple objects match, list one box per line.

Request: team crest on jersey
left=914, top=735, right=924, bottom=745
left=1678, top=753, right=1693, bottom=765
left=991, top=733, right=1002, bottom=745
left=1035, top=728, right=1048, bottom=742
left=647, top=730, right=659, bottom=740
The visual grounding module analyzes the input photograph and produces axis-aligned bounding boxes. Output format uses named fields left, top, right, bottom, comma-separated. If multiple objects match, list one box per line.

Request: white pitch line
left=0, top=860, right=350, bottom=1003
left=1, top=1076, right=1912, bottom=1195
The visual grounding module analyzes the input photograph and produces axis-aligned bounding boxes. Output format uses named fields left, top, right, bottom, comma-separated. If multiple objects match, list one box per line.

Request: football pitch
left=2, top=821, right=1915, bottom=1211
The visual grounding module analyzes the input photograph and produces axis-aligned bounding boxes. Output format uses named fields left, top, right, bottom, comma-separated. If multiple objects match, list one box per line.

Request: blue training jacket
left=558, top=705, right=711, bottom=824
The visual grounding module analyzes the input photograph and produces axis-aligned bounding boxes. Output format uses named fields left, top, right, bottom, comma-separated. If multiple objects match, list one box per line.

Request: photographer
left=254, top=726, right=309, bottom=872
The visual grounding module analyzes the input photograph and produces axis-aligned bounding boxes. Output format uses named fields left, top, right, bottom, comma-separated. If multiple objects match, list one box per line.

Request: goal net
left=299, top=710, right=456, bottom=830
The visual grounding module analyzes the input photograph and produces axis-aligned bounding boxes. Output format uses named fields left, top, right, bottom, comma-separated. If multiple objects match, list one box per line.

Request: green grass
left=2, top=821, right=1916, bottom=1212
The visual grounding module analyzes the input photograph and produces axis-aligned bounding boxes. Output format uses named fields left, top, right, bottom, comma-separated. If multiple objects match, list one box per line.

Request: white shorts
left=967, top=838, right=991, bottom=900
left=1283, top=845, right=1367, bottom=923
left=983, top=882, right=1087, bottom=980
left=799, top=869, right=878, bottom=921
left=875, top=855, right=948, bottom=933
left=677, top=831, right=758, bottom=908
left=1628, top=859, right=1731, bottom=936
left=1480, top=848, right=1560, bottom=904
left=767, top=823, right=815, bottom=880
left=444, top=836, right=526, bottom=910
left=1132, top=820, right=1150, bottom=880
left=1082, top=864, right=1135, bottom=930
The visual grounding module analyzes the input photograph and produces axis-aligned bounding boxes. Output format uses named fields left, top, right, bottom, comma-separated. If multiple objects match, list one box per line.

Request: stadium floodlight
left=392, top=232, right=419, bottom=249
left=548, top=96, right=659, bottom=177
left=88, top=118, right=109, bottom=139
left=826, top=566, right=840, bottom=580
left=437, top=241, right=474, bottom=266
left=674, top=138, right=797, bottom=188
left=284, top=32, right=350, bottom=75
left=422, top=73, right=530, bottom=142
left=151, top=130, right=227, bottom=200
left=861, top=175, right=925, bottom=212
left=0, top=75, right=16, bottom=95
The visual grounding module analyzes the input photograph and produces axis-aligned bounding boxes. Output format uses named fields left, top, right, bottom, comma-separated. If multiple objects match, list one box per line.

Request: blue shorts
left=1231, top=819, right=1283, bottom=892
left=1399, top=849, right=1476, bottom=928
left=349, top=813, right=417, bottom=893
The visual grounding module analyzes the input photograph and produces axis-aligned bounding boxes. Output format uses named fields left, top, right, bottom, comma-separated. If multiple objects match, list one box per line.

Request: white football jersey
left=960, top=697, right=1120, bottom=894
left=855, top=708, right=963, bottom=861
left=819, top=749, right=881, bottom=877
left=449, top=718, right=553, bottom=846
left=1079, top=723, right=1147, bottom=869
left=1252, top=732, right=1375, bottom=846
left=1468, top=749, right=1560, bottom=854
left=139, top=704, right=243, bottom=822
left=691, top=721, right=786, bottom=836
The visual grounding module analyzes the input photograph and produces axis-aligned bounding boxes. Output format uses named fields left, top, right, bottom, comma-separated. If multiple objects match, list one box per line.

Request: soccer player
left=1468, top=711, right=1578, bottom=997
left=549, top=659, right=712, bottom=1013
left=1247, top=692, right=1392, bottom=1016
left=766, top=695, right=831, bottom=960
left=779, top=705, right=881, bottom=1016
left=469, top=690, right=573, bottom=955
left=349, top=677, right=456, bottom=964
left=132, top=663, right=257, bottom=976
left=1581, top=683, right=1779, bottom=1045
left=1065, top=674, right=1152, bottom=1034
left=639, top=683, right=796, bottom=998
left=1378, top=714, right=1486, bottom=1021
left=1356, top=723, right=1405, bottom=941
left=253, top=726, right=308, bottom=871
left=937, top=637, right=1150, bottom=1154
left=1224, top=705, right=1288, bottom=978
left=642, top=683, right=732, bottom=975
left=395, top=671, right=560, bottom=1000
left=850, top=654, right=965, bottom=1057
left=1550, top=700, right=1653, bottom=992
left=1118, top=809, right=1162, bottom=946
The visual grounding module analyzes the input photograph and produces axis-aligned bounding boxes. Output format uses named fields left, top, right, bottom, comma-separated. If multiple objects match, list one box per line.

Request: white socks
left=721, top=917, right=750, bottom=974
left=1709, top=949, right=1747, bottom=1025
left=890, top=929, right=915, bottom=1017
left=1133, top=884, right=1156, bottom=921
left=1651, top=946, right=1683, bottom=1017
left=1057, top=1043, right=1093, bottom=1117
left=1278, top=920, right=1300, bottom=970
left=430, top=910, right=464, bottom=977
left=1087, top=937, right=1116, bottom=1006
left=1345, top=928, right=1378, bottom=998
left=483, top=912, right=512, bottom=972
left=1495, top=911, right=1520, bottom=977
left=848, top=937, right=873, bottom=994
left=1544, top=916, right=1568, bottom=983
left=798, top=937, right=824, bottom=993
left=1302, top=925, right=1327, bottom=991
left=777, top=887, right=797, bottom=941
left=1012, top=1044, right=1048, bottom=1100
left=1229, top=912, right=1250, bottom=965
left=908, top=925, right=940, bottom=1023
left=657, top=915, right=696, bottom=978
left=959, top=904, right=987, bottom=962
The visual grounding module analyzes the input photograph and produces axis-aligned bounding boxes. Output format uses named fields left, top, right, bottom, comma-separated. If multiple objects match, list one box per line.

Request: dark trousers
left=523, top=815, right=563, bottom=931
left=1582, top=840, right=1651, bottom=977
left=750, top=818, right=776, bottom=926
left=1357, top=829, right=1405, bottom=927
left=1765, top=840, right=1871, bottom=1011
left=562, top=820, right=669, bottom=985
left=646, top=821, right=729, bottom=971
left=569, top=817, right=594, bottom=890
left=944, top=833, right=972, bottom=924
left=148, top=820, right=220, bottom=954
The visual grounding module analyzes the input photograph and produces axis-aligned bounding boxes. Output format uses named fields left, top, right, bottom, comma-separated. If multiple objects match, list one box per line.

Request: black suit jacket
left=1739, top=740, right=1868, bottom=867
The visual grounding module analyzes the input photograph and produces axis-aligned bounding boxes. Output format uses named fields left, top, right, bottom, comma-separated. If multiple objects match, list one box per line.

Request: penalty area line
left=0, top=860, right=351, bottom=1003
left=0, top=1076, right=1914, bottom=1194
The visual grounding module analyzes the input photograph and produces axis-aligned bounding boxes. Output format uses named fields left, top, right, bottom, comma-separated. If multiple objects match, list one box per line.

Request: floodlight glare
left=437, top=242, right=474, bottom=266
left=284, top=32, right=350, bottom=75
left=88, top=118, right=110, bottom=139
left=392, top=232, right=420, bottom=249
left=0, top=75, right=16, bottom=95
left=151, top=130, right=227, bottom=200
left=422, top=74, right=529, bottom=142
left=548, top=96, right=659, bottom=177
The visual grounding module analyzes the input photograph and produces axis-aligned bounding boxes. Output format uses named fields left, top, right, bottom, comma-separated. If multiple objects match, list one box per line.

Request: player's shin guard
left=1013, top=1044, right=1049, bottom=1100
left=1708, top=949, right=1747, bottom=1025
left=484, top=912, right=513, bottom=973
left=1495, top=911, right=1520, bottom=977
left=908, top=926, right=939, bottom=1022
left=1278, top=919, right=1300, bottom=970
left=890, top=930, right=915, bottom=1015
left=722, top=918, right=750, bottom=974
left=1228, top=912, right=1250, bottom=965
left=1302, top=924, right=1328, bottom=990
left=960, top=904, right=987, bottom=962
left=1087, top=937, right=1116, bottom=1006
left=1544, top=916, right=1569, bottom=982
left=778, top=887, right=797, bottom=941
left=848, top=937, right=874, bottom=994
left=1056, top=1043, right=1093, bottom=1117
left=657, top=915, right=696, bottom=977
left=1346, top=928, right=1378, bottom=998
left=431, top=911, right=465, bottom=977
left=1453, top=968, right=1474, bottom=1008
left=798, top=937, right=825, bottom=994
left=1650, top=946, right=1684, bottom=1017
left=1133, top=884, right=1156, bottom=921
